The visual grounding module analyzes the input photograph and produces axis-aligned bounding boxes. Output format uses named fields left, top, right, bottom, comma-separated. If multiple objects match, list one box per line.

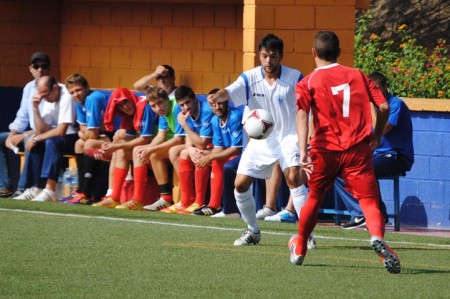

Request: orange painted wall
left=0, top=1, right=62, bottom=88
left=0, top=0, right=365, bottom=93
left=243, top=0, right=359, bottom=73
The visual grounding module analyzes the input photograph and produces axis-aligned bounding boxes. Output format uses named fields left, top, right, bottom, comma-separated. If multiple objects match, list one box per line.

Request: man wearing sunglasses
left=0, top=52, right=50, bottom=199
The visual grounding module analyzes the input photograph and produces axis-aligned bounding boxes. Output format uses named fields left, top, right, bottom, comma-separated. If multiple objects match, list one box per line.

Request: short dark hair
left=208, top=88, right=219, bottom=95
left=65, top=73, right=89, bottom=89
left=369, top=71, right=388, bottom=89
left=314, top=31, right=340, bottom=61
left=259, top=34, right=284, bottom=56
left=162, top=64, right=175, bottom=77
left=175, top=86, right=196, bottom=101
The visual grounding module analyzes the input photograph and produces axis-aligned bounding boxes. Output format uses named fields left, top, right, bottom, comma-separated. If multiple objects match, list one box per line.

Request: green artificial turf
left=0, top=199, right=449, bottom=299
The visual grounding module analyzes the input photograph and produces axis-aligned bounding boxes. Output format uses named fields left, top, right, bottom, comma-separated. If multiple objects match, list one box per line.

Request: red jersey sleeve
left=295, top=77, right=312, bottom=113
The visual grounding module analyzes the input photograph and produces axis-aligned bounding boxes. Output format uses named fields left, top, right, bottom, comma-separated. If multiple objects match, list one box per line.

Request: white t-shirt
left=225, top=65, right=303, bottom=143
left=8, top=79, right=44, bottom=132
left=39, top=83, right=77, bottom=135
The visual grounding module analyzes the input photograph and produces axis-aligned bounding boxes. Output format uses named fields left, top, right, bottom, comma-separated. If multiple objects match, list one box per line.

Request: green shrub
left=354, top=14, right=449, bottom=99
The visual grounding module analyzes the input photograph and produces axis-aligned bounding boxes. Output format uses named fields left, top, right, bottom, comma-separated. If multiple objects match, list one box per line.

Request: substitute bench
left=319, top=172, right=405, bottom=231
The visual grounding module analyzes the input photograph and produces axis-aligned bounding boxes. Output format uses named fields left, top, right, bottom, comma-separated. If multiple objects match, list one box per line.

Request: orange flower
left=370, top=33, right=379, bottom=40
left=438, top=91, right=445, bottom=97
left=398, top=24, right=407, bottom=31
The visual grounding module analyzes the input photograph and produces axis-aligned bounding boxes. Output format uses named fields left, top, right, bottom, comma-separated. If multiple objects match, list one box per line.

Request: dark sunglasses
left=32, top=64, right=49, bottom=70
left=156, top=75, right=169, bottom=80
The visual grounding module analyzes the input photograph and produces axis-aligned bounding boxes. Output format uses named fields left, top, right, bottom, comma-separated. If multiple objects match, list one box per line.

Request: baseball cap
left=30, top=52, right=50, bottom=65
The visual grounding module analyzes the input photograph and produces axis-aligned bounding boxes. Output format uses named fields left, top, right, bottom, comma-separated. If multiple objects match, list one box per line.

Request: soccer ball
left=244, top=109, right=274, bottom=140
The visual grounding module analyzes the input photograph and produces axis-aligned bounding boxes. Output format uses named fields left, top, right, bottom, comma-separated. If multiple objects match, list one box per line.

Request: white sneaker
left=233, top=228, right=261, bottom=246
left=264, top=208, right=297, bottom=223
left=143, top=198, right=172, bottom=211
left=256, top=205, right=276, bottom=220
left=211, top=211, right=240, bottom=219
left=31, top=189, right=57, bottom=202
left=307, top=233, right=317, bottom=250
left=13, top=187, right=41, bottom=200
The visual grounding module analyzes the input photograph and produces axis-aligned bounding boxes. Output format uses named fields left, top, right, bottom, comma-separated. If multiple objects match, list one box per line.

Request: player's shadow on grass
left=325, top=264, right=450, bottom=275
left=402, top=268, right=450, bottom=275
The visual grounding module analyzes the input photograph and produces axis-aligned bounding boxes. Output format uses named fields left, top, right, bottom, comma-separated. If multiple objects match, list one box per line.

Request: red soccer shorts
left=308, top=141, right=379, bottom=200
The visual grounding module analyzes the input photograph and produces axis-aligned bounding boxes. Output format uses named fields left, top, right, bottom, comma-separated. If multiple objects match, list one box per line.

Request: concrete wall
left=0, top=0, right=363, bottom=93
left=379, top=111, right=450, bottom=229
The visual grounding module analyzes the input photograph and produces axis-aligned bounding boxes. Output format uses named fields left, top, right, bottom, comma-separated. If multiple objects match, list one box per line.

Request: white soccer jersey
left=226, top=65, right=303, bottom=177
left=226, top=65, right=303, bottom=143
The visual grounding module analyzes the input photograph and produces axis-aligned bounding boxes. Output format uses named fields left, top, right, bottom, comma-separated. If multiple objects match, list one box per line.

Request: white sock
left=234, top=188, right=259, bottom=233
left=291, top=185, right=308, bottom=217
left=105, top=188, right=113, bottom=196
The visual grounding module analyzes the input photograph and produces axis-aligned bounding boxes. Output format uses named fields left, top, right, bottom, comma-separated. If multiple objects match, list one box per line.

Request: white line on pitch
left=1, top=208, right=449, bottom=249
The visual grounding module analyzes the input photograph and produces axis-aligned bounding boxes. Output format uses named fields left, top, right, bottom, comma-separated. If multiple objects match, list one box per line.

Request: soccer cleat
left=115, top=199, right=144, bottom=210
left=264, top=208, right=297, bottom=223
left=342, top=216, right=366, bottom=229
left=14, top=187, right=42, bottom=201
left=192, top=205, right=222, bottom=216
left=143, top=198, right=172, bottom=211
left=77, top=198, right=93, bottom=205
left=256, top=205, right=276, bottom=220
left=307, top=234, right=317, bottom=250
left=160, top=203, right=186, bottom=214
left=64, top=193, right=88, bottom=204
left=177, top=203, right=200, bottom=215
left=233, top=228, right=261, bottom=246
left=288, top=235, right=304, bottom=266
left=211, top=211, right=240, bottom=219
left=31, top=189, right=57, bottom=202
left=58, top=191, right=80, bottom=203
left=371, top=236, right=401, bottom=274
left=91, top=197, right=120, bottom=208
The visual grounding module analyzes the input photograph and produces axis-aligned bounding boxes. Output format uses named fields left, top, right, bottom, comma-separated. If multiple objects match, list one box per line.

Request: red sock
left=195, top=165, right=211, bottom=206
left=296, top=189, right=323, bottom=256
left=178, top=158, right=195, bottom=207
left=359, top=197, right=385, bottom=238
left=110, top=167, right=129, bottom=201
left=132, top=166, right=147, bottom=203
left=208, top=159, right=227, bottom=208
left=161, top=194, right=173, bottom=203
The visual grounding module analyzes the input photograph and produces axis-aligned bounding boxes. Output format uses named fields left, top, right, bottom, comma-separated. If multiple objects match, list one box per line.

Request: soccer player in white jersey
left=208, top=34, right=311, bottom=246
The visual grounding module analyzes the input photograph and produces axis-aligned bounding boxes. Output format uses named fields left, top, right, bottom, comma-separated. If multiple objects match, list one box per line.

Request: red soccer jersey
left=296, top=63, right=386, bottom=151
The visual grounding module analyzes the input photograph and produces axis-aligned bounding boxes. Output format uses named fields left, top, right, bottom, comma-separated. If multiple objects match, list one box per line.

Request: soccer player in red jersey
left=291, top=30, right=401, bottom=273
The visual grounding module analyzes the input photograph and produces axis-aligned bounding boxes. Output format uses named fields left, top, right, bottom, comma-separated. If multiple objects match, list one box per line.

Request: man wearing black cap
left=0, top=52, right=51, bottom=199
